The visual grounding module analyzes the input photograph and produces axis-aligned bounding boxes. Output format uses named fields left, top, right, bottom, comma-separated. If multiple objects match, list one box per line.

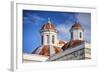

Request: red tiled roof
left=62, top=40, right=84, bottom=50
left=39, top=45, right=50, bottom=56
left=54, top=46, right=62, bottom=54
left=71, top=23, right=83, bottom=29
left=32, top=45, right=62, bottom=56
left=41, top=23, right=56, bottom=31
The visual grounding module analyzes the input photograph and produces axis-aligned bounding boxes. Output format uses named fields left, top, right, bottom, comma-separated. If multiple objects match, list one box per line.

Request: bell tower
left=40, top=18, right=58, bottom=56
left=40, top=18, right=57, bottom=46
left=70, top=22, right=84, bottom=40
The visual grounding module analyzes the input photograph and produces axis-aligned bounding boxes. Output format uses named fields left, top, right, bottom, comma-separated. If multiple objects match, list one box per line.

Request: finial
left=48, top=17, right=51, bottom=24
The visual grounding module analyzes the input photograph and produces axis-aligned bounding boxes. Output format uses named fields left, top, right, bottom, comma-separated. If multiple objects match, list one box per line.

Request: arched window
left=47, top=35, right=49, bottom=44
left=52, top=35, right=55, bottom=44
left=71, top=32, right=73, bottom=39
left=80, top=32, right=82, bottom=38
left=41, top=36, right=43, bottom=44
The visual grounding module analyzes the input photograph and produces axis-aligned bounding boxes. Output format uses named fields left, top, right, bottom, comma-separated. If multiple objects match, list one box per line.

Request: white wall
left=0, top=0, right=100, bottom=73
left=70, top=29, right=83, bottom=40
left=41, top=31, right=57, bottom=45
left=23, top=54, right=49, bottom=62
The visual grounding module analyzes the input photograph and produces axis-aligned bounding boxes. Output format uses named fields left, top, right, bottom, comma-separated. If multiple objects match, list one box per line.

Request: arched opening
left=71, top=32, right=73, bottom=39
left=80, top=32, right=82, bottom=38
left=46, top=35, right=49, bottom=44
left=52, top=35, right=55, bottom=44
left=41, top=36, right=43, bottom=44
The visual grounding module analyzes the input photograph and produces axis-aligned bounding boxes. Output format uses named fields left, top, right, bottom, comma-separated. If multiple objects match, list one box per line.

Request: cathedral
left=23, top=18, right=91, bottom=62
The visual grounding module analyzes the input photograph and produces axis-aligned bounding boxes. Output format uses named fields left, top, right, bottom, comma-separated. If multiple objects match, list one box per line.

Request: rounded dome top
left=41, top=18, right=57, bottom=32
left=41, top=23, right=56, bottom=30
left=71, top=22, right=83, bottom=30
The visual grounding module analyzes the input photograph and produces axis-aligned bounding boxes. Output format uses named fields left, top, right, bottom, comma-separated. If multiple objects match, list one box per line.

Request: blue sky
left=23, top=10, right=91, bottom=54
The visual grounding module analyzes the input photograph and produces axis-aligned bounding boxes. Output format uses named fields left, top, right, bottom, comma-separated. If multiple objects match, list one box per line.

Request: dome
left=70, top=22, right=83, bottom=30
left=41, top=18, right=57, bottom=32
left=41, top=23, right=56, bottom=30
left=32, top=45, right=62, bottom=56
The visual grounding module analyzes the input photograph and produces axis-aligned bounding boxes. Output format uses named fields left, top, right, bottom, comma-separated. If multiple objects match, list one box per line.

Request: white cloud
left=77, top=13, right=91, bottom=43
left=25, top=13, right=45, bottom=23
left=84, top=29, right=91, bottom=43
left=56, top=24, right=71, bottom=41
left=56, top=25, right=69, bottom=33
left=77, top=13, right=91, bottom=29
left=32, top=14, right=45, bottom=21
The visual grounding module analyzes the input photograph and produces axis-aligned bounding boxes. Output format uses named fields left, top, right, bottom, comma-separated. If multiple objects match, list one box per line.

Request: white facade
left=41, top=31, right=58, bottom=46
left=40, top=18, right=58, bottom=56
left=23, top=53, right=49, bottom=62
left=70, top=28, right=84, bottom=40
